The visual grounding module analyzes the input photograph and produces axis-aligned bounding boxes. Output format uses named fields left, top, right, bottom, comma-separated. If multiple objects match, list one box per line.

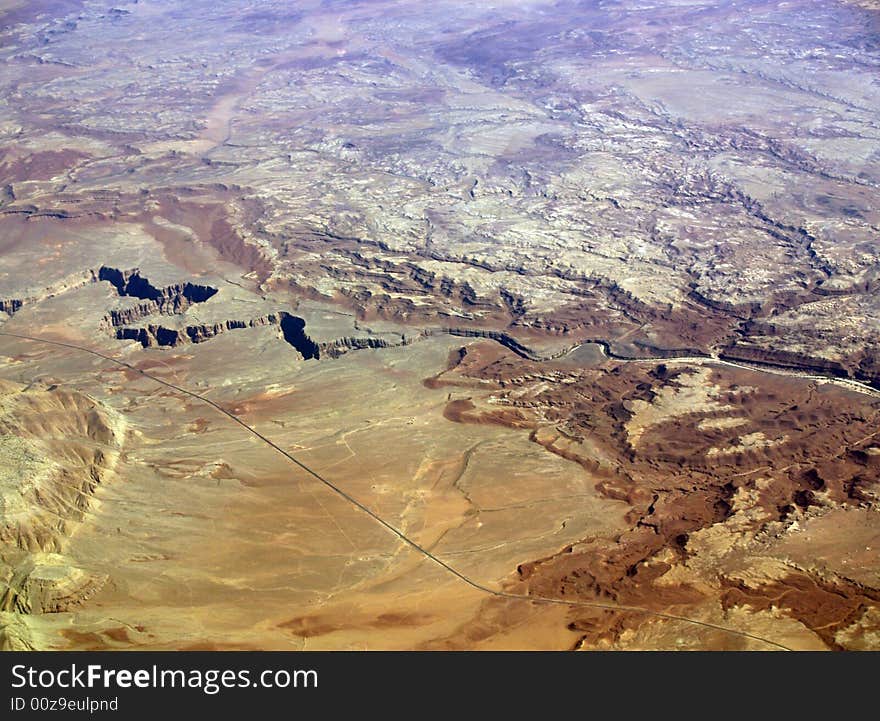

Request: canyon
left=0, top=0, right=878, bottom=650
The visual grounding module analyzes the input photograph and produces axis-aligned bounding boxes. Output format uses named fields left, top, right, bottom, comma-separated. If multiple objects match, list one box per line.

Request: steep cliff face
left=116, top=314, right=279, bottom=348
left=111, top=307, right=409, bottom=361
left=720, top=345, right=850, bottom=377
left=103, top=302, right=160, bottom=328
left=2, top=266, right=217, bottom=322
left=319, top=336, right=400, bottom=358
left=719, top=344, right=880, bottom=389
left=278, top=313, right=320, bottom=359
left=0, top=269, right=99, bottom=317
left=97, top=270, right=407, bottom=361
left=441, top=327, right=540, bottom=360
left=0, top=299, right=23, bottom=315
left=98, top=266, right=217, bottom=310
left=99, top=267, right=266, bottom=348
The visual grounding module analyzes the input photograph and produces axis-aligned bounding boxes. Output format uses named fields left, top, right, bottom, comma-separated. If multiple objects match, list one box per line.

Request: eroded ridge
left=0, top=379, right=126, bottom=649
left=431, top=341, right=880, bottom=650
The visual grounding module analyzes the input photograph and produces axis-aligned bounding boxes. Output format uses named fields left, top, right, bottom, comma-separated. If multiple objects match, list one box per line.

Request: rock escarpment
left=97, top=266, right=217, bottom=309
left=96, top=269, right=405, bottom=359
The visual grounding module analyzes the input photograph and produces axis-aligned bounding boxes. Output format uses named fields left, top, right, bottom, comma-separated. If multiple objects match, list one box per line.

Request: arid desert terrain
left=1, top=0, right=880, bottom=650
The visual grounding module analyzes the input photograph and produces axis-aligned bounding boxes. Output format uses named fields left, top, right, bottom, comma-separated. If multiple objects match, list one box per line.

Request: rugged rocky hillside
left=0, top=380, right=125, bottom=649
